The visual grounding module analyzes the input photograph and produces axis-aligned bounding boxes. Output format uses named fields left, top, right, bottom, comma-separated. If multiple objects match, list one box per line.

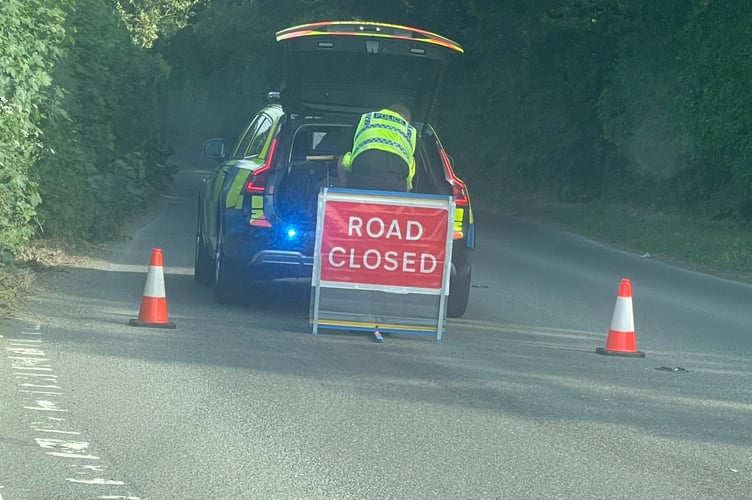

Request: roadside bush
left=0, top=0, right=174, bottom=253
left=0, top=0, right=69, bottom=256
left=33, top=0, right=172, bottom=241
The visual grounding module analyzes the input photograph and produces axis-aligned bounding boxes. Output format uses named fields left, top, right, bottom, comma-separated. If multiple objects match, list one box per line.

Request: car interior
left=274, top=118, right=451, bottom=225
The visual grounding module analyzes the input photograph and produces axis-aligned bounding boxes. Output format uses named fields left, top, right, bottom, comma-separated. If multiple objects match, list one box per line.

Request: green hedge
left=34, top=0, right=172, bottom=240
left=0, top=0, right=69, bottom=257
left=0, top=0, right=175, bottom=257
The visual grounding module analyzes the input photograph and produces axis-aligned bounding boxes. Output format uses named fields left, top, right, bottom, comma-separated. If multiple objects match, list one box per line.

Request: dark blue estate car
left=196, top=21, right=475, bottom=317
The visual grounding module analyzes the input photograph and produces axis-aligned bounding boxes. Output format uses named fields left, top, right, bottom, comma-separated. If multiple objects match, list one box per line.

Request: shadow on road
left=12, top=262, right=752, bottom=452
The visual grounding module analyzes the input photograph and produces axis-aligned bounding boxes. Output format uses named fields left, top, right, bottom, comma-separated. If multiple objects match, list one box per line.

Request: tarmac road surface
left=1, top=148, right=751, bottom=499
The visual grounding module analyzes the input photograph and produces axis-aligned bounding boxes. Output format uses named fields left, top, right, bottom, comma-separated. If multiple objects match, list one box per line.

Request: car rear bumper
left=249, top=250, right=314, bottom=280
left=222, top=211, right=315, bottom=280
left=250, top=250, right=313, bottom=267
left=222, top=210, right=473, bottom=282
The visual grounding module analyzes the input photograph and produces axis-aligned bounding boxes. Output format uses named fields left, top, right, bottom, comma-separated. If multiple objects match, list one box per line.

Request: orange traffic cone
left=596, top=278, right=644, bottom=357
left=129, top=248, right=176, bottom=329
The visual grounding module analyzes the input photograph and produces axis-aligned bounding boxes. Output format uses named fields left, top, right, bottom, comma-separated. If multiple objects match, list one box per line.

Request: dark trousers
left=347, top=149, right=409, bottom=192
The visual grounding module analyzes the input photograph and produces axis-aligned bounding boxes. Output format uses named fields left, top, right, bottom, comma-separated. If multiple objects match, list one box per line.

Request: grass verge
left=0, top=266, right=36, bottom=317
left=500, top=192, right=752, bottom=282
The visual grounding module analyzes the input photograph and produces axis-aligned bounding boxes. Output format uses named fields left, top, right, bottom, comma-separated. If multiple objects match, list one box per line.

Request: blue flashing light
left=286, top=227, right=297, bottom=239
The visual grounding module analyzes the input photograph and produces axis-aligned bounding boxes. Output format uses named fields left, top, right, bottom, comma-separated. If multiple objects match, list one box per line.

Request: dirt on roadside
left=0, top=238, right=113, bottom=317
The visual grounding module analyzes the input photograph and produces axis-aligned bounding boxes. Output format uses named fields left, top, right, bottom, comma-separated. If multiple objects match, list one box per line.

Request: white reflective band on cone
left=142, top=265, right=166, bottom=298
left=609, top=296, right=634, bottom=331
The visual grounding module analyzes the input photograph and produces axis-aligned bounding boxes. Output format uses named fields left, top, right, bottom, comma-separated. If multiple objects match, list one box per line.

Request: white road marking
left=4, top=326, right=133, bottom=496
left=24, top=400, right=68, bottom=412
left=35, top=438, right=91, bottom=452
left=14, top=374, right=58, bottom=383
left=32, top=428, right=81, bottom=435
left=10, top=355, right=51, bottom=364
left=6, top=347, right=45, bottom=355
left=66, top=478, right=125, bottom=485
left=32, top=417, right=72, bottom=426
left=45, top=452, right=101, bottom=460
left=76, top=465, right=105, bottom=472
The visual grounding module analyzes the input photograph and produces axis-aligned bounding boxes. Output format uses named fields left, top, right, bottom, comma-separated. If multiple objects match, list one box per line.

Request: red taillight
left=244, top=137, right=278, bottom=193
left=438, top=146, right=469, bottom=205
left=451, top=179, right=469, bottom=206
left=245, top=167, right=268, bottom=192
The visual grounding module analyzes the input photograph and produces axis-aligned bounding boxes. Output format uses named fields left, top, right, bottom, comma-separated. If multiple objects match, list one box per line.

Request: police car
left=196, top=21, right=475, bottom=317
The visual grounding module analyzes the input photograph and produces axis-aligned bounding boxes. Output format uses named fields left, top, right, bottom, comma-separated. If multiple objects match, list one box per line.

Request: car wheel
left=213, top=222, right=243, bottom=304
left=194, top=209, right=214, bottom=285
left=447, top=269, right=471, bottom=318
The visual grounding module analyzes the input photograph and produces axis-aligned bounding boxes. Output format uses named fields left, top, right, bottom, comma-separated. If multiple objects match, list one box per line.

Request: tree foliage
left=673, top=1, right=752, bottom=220
left=0, top=0, right=173, bottom=256
left=0, top=0, right=69, bottom=255
left=1, top=0, right=750, bottom=258
left=114, top=0, right=206, bottom=48
left=34, top=0, right=172, bottom=240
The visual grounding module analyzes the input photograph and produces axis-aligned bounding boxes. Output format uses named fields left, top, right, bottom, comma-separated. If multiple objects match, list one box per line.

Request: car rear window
left=290, top=124, right=352, bottom=160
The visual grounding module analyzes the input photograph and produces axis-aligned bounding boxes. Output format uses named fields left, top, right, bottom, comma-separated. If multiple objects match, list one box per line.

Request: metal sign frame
left=310, top=187, right=455, bottom=342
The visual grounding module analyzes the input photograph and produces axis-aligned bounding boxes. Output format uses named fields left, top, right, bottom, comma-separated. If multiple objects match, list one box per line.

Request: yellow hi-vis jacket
left=342, top=109, right=417, bottom=188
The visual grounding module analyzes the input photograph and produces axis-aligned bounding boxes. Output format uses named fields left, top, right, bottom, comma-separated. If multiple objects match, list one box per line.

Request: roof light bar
left=276, top=21, right=463, bottom=53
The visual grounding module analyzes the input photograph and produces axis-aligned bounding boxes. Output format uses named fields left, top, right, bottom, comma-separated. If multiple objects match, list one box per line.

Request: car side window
left=421, top=128, right=441, bottom=171
left=245, top=115, right=273, bottom=158
left=231, top=116, right=262, bottom=159
left=231, top=114, right=272, bottom=159
left=413, top=127, right=446, bottom=194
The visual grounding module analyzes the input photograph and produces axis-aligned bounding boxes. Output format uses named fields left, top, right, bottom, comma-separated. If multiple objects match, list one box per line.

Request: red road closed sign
left=320, top=200, right=450, bottom=289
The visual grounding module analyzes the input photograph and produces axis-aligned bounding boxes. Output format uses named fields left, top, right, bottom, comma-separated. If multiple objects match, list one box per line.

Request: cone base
left=596, top=347, right=645, bottom=358
left=129, top=319, right=176, bottom=329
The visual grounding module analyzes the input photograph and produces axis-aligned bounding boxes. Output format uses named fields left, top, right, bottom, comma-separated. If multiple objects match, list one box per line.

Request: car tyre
left=447, top=269, right=471, bottom=318
left=194, top=209, right=214, bottom=285
left=213, top=222, right=243, bottom=304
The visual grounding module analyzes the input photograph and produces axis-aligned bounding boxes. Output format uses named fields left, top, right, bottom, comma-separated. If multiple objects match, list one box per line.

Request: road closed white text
left=327, top=216, right=438, bottom=274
